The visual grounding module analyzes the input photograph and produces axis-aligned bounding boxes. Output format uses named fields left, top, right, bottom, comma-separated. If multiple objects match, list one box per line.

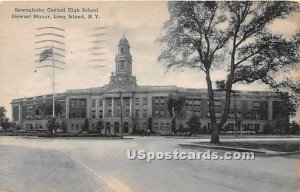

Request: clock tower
left=109, top=36, right=137, bottom=86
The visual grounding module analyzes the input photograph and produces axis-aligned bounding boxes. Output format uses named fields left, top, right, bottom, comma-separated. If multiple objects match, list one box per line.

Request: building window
left=107, top=110, right=112, bottom=117
left=160, top=97, right=165, bottom=105
left=99, top=110, right=103, bottom=118
left=254, top=101, right=260, bottom=109
left=160, top=122, right=164, bottom=130
left=116, top=98, right=121, bottom=106
left=135, top=109, right=140, bottom=118
left=143, top=109, right=147, bottom=118
left=125, top=98, right=130, bottom=107
left=154, top=98, right=159, bottom=106
left=195, top=111, right=201, bottom=117
left=247, top=101, right=252, bottom=109
left=160, top=110, right=165, bottom=117
left=71, top=124, right=75, bottom=130
left=116, top=109, right=121, bottom=117
left=99, top=99, right=103, bottom=107
left=166, top=123, right=170, bottom=130
left=215, top=99, right=222, bottom=108
left=143, top=98, right=148, bottom=106
left=108, top=99, right=112, bottom=107
left=76, top=124, right=79, bottom=130
left=215, top=111, right=222, bottom=118
left=143, top=122, right=147, bottom=130
left=194, top=99, right=201, bottom=106
left=135, top=98, right=139, bottom=106
left=92, top=110, right=96, bottom=118
left=154, top=123, right=159, bottom=130
left=69, top=99, right=86, bottom=118
left=91, top=99, right=96, bottom=108
left=125, top=109, right=130, bottom=117
left=154, top=110, right=159, bottom=118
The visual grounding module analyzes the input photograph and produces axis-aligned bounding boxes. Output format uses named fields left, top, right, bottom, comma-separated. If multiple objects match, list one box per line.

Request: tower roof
left=119, top=37, right=129, bottom=46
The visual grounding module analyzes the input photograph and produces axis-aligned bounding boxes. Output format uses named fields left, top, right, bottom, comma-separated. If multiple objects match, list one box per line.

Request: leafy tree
left=167, top=95, right=185, bottom=133
left=60, top=119, right=67, bottom=133
left=95, top=120, right=104, bottom=134
left=83, top=118, right=89, bottom=132
left=0, top=107, right=11, bottom=130
left=290, top=121, right=299, bottom=134
left=46, top=117, right=59, bottom=134
left=0, top=106, right=7, bottom=119
left=159, top=1, right=299, bottom=143
left=187, top=115, right=201, bottom=134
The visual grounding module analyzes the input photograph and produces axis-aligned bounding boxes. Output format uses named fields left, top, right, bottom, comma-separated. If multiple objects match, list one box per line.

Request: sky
left=0, top=1, right=299, bottom=121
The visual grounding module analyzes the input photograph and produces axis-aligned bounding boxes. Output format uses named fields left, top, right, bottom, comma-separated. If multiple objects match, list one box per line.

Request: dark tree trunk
left=205, top=70, right=220, bottom=144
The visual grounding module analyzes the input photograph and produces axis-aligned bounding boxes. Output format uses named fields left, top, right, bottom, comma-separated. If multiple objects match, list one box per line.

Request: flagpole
left=52, top=47, right=55, bottom=118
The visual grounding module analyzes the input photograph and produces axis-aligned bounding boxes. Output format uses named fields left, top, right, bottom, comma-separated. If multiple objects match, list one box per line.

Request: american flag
left=39, top=48, right=53, bottom=62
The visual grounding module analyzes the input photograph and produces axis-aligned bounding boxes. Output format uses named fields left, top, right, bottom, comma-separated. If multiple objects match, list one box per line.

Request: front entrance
left=123, top=122, right=129, bottom=134
left=105, top=122, right=111, bottom=134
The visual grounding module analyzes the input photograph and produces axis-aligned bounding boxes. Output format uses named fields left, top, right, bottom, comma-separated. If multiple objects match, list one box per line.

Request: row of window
left=153, top=110, right=170, bottom=118
left=186, top=98, right=201, bottom=106
left=135, top=109, right=148, bottom=118
left=25, top=123, right=43, bottom=129
left=91, top=109, right=133, bottom=118
left=91, top=98, right=141, bottom=108
left=134, top=121, right=148, bottom=130
left=153, top=122, right=171, bottom=131
left=70, top=99, right=86, bottom=107
left=71, top=123, right=83, bottom=130
left=154, top=97, right=166, bottom=106
left=78, top=98, right=265, bottom=111
left=135, top=97, right=148, bottom=106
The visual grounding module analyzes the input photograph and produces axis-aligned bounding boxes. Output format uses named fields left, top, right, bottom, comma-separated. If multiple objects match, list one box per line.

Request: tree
left=187, top=115, right=201, bottom=134
left=95, top=120, right=104, bottom=134
left=83, top=118, right=89, bottom=132
left=158, top=1, right=299, bottom=143
left=0, top=107, right=11, bottom=130
left=46, top=117, right=59, bottom=134
left=60, top=119, right=67, bottom=133
left=290, top=121, right=299, bottom=134
left=0, top=106, right=7, bottom=119
left=167, top=95, right=185, bottom=134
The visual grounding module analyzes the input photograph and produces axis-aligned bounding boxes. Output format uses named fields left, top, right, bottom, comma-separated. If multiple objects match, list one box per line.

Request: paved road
left=0, top=136, right=299, bottom=192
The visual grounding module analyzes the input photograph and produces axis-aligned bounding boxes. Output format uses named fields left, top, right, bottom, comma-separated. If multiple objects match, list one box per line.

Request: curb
left=179, top=144, right=300, bottom=156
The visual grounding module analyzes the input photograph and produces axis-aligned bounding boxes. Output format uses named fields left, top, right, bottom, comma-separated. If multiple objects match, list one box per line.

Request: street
left=0, top=136, right=299, bottom=192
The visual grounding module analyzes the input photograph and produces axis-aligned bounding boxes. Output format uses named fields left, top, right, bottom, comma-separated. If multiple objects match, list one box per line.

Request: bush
left=132, top=129, right=145, bottom=135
